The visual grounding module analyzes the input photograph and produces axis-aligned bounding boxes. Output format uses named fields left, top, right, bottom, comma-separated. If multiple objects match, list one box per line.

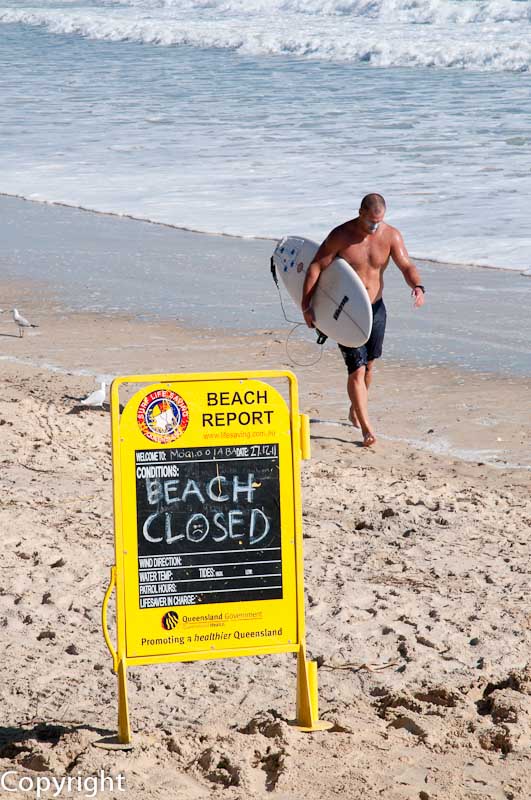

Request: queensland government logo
left=137, top=389, right=189, bottom=444
left=162, top=611, right=179, bottom=630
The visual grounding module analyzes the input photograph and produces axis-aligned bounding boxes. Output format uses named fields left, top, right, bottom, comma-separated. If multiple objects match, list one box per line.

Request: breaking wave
left=2, top=0, right=531, bottom=72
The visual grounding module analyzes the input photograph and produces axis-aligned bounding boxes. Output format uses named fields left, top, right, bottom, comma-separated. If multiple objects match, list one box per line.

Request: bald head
left=360, top=193, right=386, bottom=214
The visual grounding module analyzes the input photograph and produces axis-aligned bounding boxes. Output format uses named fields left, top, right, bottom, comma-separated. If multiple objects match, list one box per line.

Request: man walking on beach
left=301, top=193, right=425, bottom=447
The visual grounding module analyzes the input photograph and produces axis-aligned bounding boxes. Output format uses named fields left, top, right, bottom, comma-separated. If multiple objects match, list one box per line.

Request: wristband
left=414, top=285, right=425, bottom=294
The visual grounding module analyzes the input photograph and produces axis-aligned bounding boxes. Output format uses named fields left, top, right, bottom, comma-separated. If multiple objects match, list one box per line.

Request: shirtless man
left=301, top=193, right=425, bottom=447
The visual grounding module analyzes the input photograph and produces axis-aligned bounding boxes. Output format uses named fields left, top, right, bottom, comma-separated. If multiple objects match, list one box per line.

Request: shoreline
left=3, top=191, right=530, bottom=276
left=2, top=193, right=530, bottom=379
left=1, top=191, right=529, bottom=470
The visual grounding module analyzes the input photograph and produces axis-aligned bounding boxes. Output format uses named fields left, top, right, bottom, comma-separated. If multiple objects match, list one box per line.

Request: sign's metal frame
left=102, top=370, right=331, bottom=743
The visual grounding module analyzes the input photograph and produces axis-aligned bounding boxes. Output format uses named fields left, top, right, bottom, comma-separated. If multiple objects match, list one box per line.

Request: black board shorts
left=338, top=298, right=387, bottom=373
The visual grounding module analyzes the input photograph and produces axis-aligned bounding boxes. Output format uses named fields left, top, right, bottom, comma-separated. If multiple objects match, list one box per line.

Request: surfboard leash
left=285, top=324, right=325, bottom=367
left=270, top=257, right=326, bottom=367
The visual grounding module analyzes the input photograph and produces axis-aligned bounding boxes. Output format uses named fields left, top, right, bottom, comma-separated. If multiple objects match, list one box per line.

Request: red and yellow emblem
left=137, top=389, right=189, bottom=444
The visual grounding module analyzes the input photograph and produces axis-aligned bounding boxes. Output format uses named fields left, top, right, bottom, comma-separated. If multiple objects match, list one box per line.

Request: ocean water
left=2, top=0, right=531, bottom=271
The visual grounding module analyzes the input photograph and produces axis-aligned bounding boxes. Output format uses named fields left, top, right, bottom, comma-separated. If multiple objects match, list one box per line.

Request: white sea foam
left=2, top=1, right=531, bottom=72
left=107, top=0, right=531, bottom=26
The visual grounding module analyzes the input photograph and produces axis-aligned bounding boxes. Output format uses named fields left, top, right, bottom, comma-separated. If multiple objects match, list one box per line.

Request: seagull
left=80, top=382, right=106, bottom=408
left=12, top=308, right=39, bottom=338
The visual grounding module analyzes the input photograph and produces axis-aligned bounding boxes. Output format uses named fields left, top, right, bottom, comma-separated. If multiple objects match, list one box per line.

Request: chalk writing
left=135, top=444, right=282, bottom=608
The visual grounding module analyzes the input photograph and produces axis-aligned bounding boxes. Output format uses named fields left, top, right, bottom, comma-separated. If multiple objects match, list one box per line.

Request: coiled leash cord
left=270, top=256, right=327, bottom=367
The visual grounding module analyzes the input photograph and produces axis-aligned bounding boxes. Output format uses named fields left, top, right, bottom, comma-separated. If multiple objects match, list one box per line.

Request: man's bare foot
left=362, top=431, right=377, bottom=447
left=349, top=406, right=360, bottom=428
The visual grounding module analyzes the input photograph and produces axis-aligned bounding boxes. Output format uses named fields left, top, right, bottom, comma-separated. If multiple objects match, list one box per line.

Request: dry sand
left=1, top=301, right=531, bottom=799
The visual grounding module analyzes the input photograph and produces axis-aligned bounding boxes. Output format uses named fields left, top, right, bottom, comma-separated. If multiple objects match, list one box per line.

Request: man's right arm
left=301, top=230, right=341, bottom=327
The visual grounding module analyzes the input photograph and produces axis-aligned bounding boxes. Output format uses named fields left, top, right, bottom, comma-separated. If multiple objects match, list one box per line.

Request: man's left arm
left=390, top=229, right=425, bottom=308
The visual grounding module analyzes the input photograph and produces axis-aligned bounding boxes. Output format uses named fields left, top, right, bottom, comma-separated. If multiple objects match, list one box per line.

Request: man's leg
left=365, top=359, right=375, bottom=388
left=347, top=365, right=376, bottom=446
left=349, top=360, right=375, bottom=429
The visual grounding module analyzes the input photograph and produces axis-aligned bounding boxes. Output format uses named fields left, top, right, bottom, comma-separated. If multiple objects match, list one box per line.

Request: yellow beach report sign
left=127, top=378, right=297, bottom=657
left=102, top=370, right=330, bottom=743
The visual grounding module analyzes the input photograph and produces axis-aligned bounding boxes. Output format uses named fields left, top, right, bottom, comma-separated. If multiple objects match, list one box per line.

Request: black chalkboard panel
left=135, top=444, right=282, bottom=608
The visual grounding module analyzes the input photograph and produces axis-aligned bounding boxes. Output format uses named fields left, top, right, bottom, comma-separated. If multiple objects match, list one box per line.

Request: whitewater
left=2, top=0, right=531, bottom=270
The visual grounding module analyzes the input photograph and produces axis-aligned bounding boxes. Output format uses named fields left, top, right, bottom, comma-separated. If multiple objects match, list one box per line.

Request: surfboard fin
left=315, top=330, right=328, bottom=346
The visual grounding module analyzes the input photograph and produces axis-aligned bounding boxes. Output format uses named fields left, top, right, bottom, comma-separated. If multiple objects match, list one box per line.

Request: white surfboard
left=272, top=236, right=372, bottom=347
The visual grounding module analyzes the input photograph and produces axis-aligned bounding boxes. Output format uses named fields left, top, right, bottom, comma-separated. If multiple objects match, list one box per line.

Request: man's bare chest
left=339, top=239, right=391, bottom=272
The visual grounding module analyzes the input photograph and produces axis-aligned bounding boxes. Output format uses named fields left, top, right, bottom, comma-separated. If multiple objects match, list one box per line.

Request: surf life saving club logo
left=137, top=389, right=189, bottom=444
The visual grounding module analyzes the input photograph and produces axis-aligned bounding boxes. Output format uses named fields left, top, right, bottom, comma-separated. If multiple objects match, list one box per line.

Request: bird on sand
left=12, top=308, right=39, bottom=338
left=80, top=382, right=106, bottom=408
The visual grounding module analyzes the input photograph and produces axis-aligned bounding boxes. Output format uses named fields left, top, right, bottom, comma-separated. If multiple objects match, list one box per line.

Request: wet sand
left=2, top=193, right=531, bottom=375
left=0, top=291, right=529, bottom=469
